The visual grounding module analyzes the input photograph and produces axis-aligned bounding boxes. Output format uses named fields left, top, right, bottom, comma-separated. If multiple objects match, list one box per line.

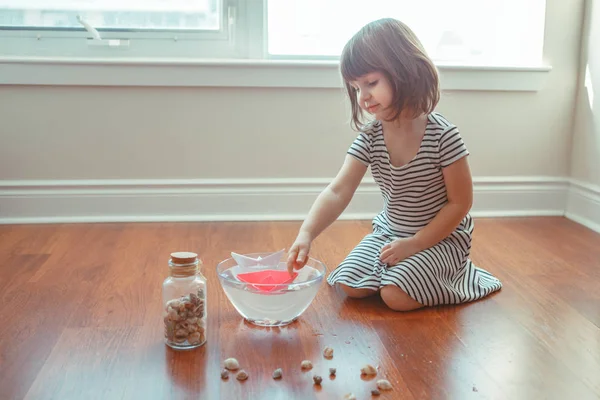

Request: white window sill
left=0, top=57, right=552, bottom=91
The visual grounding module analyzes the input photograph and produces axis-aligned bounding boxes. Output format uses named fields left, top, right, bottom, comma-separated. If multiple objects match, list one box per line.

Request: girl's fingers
left=287, top=248, right=298, bottom=273
left=381, top=249, right=399, bottom=265
left=295, top=248, right=309, bottom=269
left=380, top=248, right=392, bottom=261
left=297, top=248, right=307, bottom=262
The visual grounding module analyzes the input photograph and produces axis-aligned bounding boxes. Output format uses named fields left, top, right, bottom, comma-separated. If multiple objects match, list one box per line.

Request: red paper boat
left=236, top=269, right=298, bottom=293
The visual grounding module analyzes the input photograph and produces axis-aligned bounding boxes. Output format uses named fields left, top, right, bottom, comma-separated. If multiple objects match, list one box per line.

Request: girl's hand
left=379, top=237, right=421, bottom=266
left=287, top=231, right=312, bottom=274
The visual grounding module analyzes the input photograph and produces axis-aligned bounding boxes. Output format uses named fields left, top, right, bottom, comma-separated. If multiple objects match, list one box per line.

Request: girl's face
left=350, top=71, right=394, bottom=119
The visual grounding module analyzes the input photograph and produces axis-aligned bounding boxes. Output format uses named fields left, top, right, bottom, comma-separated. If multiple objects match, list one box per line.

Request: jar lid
left=170, top=251, right=198, bottom=265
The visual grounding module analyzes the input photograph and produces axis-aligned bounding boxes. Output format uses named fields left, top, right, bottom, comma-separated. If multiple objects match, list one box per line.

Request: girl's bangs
left=340, top=38, right=379, bottom=83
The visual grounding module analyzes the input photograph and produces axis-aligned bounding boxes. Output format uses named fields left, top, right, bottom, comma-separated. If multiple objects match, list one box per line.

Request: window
left=0, top=0, right=243, bottom=58
left=267, top=0, right=546, bottom=67
left=0, top=0, right=221, bottom=31
left=0, top=0, right=546, bottom=67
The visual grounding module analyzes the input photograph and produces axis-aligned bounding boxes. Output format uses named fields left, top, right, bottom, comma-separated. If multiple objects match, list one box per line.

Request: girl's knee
left=380, top=285, right=423, bottom=311
left=339, top=284, right=377, bottom=299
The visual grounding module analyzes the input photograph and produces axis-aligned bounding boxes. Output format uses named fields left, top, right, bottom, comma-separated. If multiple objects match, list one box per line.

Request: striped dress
left=327, top=112, right=502, bottom=306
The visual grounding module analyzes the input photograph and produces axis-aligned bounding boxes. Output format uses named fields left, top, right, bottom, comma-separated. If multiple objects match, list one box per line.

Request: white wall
left=567, top=0, right=600, bottom=232
left=0, top=0, right=584, bottom=180
left=571, top=0, right=600, bottom=186
left=0, top=0, right=595, bottom=226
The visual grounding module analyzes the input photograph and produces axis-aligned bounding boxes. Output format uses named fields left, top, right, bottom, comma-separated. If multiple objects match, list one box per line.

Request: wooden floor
left=1, top=217, right=599, bottom=400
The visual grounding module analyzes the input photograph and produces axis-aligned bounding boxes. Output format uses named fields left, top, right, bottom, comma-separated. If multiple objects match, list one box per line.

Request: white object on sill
left=77, top=15, right=102, bottom=41
left=77, top=15, right=130, bottom=48
left=86, top=39, right=130, bottom=48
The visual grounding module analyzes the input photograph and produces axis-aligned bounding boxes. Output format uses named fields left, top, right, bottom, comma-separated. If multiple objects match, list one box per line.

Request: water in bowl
left=219, top=264, right=322, bottom=326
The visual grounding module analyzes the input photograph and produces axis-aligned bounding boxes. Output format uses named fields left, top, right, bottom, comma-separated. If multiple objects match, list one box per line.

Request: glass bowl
left=217, top=252, right=326, bottom=327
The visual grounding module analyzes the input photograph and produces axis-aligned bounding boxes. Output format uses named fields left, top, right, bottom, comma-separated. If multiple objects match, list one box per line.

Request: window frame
left=0, top=0, right=552, bottom=91
left=0, top=0, right=256, bottom=59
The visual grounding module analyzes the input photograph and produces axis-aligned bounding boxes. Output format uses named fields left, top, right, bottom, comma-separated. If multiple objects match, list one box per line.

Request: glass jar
left=162, top=251, right=207, bottom=350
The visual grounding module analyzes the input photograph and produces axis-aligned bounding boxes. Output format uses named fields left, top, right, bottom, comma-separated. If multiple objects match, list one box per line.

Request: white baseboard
left=0, top=176, right=579, bottom=225
left=469, top=176, right=569, bottom=217
left=0, top=178, right=380, bottom=224
left=565, top=180, right=600, bottom=233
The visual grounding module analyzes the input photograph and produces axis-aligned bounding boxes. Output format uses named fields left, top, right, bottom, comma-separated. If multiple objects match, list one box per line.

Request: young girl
left=286, top=18, right=502, bottom=311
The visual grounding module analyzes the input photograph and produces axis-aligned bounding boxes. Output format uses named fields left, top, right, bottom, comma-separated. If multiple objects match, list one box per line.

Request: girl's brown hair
left=340, top=18, right=440, bottom=131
